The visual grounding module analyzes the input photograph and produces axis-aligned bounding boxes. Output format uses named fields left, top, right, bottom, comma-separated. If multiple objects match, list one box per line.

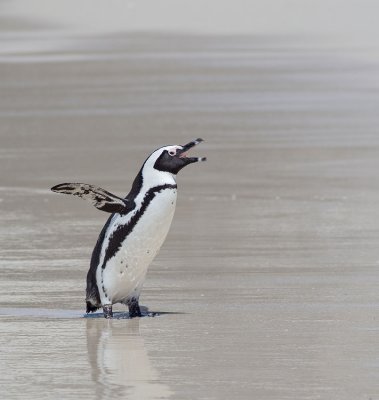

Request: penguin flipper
left=51, top=183, right=131, bottom=214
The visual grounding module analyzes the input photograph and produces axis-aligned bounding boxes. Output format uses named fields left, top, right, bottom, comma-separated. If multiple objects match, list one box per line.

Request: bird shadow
left=83, top=306, right=187, bottom=319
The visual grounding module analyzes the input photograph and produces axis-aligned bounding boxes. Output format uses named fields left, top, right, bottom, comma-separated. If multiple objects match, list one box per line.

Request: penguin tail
left=86, top=300, right=100, bottom=313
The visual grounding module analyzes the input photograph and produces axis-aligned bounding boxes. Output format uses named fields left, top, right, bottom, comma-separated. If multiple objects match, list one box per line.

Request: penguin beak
left=177, top=138, right=207, bottom=163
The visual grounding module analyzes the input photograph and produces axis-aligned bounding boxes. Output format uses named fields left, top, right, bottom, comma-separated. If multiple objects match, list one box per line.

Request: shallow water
left=1, top=21, right=379, bottom=400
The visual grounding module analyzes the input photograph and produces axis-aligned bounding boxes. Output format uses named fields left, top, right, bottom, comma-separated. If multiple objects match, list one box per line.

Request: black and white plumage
left=50, top=183, right=131, bottom=214
left=51, top=139, right=206, bottom=318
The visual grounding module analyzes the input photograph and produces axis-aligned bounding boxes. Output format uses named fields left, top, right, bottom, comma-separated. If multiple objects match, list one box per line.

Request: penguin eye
left=168, top=150, right=176, bottom=156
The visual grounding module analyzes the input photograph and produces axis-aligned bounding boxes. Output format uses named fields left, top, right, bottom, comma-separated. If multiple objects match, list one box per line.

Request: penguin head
left=143, top=138, right=206, bottom=179
left=153, top=138, right=206, bottom=175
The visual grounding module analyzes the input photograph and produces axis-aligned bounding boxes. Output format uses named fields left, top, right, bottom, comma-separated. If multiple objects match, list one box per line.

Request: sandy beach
left=1, top=5, right=379, bottom=399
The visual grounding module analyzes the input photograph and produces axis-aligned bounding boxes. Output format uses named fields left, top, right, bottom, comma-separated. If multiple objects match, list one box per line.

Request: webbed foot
left=103, top=304, right=113, bottom=319
left=128, top=298, right=142, bottom=318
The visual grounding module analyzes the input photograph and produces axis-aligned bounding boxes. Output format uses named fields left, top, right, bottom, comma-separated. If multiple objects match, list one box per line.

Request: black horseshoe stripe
left=101, top=183, right=177, bottom=270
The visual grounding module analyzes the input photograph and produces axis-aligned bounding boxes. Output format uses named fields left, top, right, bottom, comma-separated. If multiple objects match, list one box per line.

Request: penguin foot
left=128, top=298, right=142, bottom=318
left=103, top=304, right=113, bottom=319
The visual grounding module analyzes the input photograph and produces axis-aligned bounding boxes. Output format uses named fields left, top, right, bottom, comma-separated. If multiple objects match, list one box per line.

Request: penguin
left=51, top=138, right=206, bottom=318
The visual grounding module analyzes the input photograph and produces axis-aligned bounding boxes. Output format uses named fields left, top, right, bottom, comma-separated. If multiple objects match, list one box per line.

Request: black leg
left=103, top=304, right=113, bottom=319
left=128, top=298, right=142, bottom=318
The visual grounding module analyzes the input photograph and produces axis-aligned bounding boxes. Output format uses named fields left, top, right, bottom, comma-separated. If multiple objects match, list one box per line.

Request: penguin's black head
left=153, top=138, right=206, bottom=175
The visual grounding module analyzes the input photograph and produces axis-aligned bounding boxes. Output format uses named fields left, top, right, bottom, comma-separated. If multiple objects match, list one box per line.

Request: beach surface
left=1, top=8, right=379, bottom=400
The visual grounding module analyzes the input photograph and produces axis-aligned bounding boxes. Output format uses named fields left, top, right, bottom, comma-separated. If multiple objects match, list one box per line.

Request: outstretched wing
left=51, top=183, right=132, bottom=214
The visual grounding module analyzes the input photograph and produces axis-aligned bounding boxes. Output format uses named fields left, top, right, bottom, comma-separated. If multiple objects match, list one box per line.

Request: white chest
left=98, top=187, right=177, bottom=304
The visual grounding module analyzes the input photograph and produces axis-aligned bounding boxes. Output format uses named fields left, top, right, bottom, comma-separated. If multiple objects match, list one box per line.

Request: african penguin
left=51, top=139, right=206, bottom=318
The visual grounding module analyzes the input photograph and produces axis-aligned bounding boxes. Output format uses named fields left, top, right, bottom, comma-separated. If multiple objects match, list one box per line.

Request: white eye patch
left=166, top=146, right=181, bottom=157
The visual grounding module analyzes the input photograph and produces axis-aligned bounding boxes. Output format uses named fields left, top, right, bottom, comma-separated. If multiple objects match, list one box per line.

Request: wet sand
left=1, top=27, right=379, bottom=400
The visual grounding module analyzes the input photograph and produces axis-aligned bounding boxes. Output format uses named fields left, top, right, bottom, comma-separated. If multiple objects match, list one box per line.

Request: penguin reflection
left=86, top=318, right=172, bottom=400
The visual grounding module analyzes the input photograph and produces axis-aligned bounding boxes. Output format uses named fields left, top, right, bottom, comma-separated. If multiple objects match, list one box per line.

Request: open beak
left=178, top=138, right=207, bottom=163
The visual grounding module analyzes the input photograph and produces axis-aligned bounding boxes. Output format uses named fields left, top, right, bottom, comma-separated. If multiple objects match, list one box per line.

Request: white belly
left=99, top=188, right=177, bottom=304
